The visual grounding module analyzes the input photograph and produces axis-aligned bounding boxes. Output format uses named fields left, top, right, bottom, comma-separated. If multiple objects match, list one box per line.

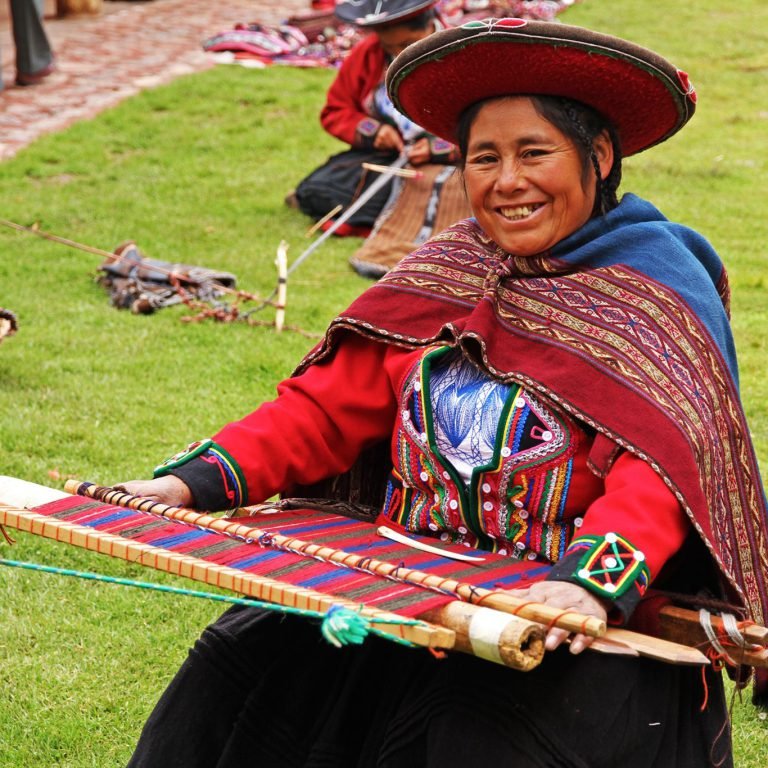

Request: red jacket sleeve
left=548, top=450, right=690, bottom=621
left=320, top=34, right=387, bottom=147
left=165, top=335, right=418, bottom=510
left=577, top=451, right=690, bottom=579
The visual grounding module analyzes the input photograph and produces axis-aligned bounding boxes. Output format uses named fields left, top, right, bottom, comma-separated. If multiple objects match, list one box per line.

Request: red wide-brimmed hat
left=335, top=0, right=437, bottom=27
left=386, top=17, right=697, bottom=156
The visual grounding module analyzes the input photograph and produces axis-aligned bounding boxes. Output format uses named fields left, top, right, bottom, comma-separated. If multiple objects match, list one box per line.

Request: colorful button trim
left=153, top=439, right=213, bottom=476
left=357, top=117, right=380, bottom=138
left=569, top=532, right=650, bottom=598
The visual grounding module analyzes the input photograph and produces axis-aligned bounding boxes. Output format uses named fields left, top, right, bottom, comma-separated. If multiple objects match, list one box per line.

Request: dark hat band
left=335, top=0, right=437, bottom=27
left=386, top=17, right=696, bottom=156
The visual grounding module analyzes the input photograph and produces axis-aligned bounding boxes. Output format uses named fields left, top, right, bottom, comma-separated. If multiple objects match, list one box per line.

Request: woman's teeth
left=500, top=205, right=539, bottom=221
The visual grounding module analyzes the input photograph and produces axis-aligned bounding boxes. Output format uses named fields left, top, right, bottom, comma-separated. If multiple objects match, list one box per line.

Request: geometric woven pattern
left=570, top=533, right=650, bottom=599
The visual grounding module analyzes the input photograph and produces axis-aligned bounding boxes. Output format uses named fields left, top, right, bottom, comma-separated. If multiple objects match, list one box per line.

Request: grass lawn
left=1, top=0, right=767, bottom=764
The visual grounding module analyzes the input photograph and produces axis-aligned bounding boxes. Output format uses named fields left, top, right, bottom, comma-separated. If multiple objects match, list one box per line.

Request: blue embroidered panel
left=429, top=351, right=512, bottom=483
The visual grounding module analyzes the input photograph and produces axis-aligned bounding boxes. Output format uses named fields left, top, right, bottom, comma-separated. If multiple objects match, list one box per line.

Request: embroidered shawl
left=299, top=193, right=768, bottom=624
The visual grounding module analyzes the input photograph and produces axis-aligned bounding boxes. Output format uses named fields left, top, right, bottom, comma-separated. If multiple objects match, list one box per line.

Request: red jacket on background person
left=321, top=33, right=389, bottom=148
left=319, top=31, right=457, bottom=161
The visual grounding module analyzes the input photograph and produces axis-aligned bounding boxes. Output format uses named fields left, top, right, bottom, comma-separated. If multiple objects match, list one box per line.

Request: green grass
left=1, top=0, right=767, bottom=763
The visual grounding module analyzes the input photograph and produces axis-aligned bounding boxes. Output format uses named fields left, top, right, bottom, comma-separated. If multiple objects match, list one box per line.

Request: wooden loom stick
left=594, top=629, right=709, bottom=666
left=0, top=503, right=452, bottom=650
left=65, top=480, right=607, bottom=639
left=0, top=477, right=546, bottom=671
left=65, top=482, right=719, bottom=666
left=274, top=241, right=288, bottom=333
left=305, top=205, right=343, bottom=238
left=659, top=605, right=768, bottom=668
left=361, top=162, right=421, bottom=178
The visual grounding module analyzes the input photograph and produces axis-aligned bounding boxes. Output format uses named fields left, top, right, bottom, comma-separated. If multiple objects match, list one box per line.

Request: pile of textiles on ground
left=97, top=242, right=237, bottom=316
left=202, top=0, right=580, bottom=69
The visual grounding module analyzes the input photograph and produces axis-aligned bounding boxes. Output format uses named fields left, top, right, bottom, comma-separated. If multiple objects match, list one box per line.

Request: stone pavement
left=0, top=0, right=308, bottom=160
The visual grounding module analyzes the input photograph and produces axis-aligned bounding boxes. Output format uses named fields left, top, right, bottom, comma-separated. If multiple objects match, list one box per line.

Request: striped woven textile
left=32, top=495, right=549, bottom=617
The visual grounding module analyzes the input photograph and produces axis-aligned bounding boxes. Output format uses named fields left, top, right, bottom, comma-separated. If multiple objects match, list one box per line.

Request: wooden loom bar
left=65, top=481, right=608, bottom=639
left=0, top=478, right=725, bottom=667
left=420, top=603, right=545, bottom=671
left=0, top=504, right=454, bottom=650
left=658, top=606, right=768, bottom=668
left=0, top=499, right=549, bottom=670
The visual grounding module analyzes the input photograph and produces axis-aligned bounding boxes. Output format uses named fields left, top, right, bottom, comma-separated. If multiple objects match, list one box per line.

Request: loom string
left=0, top=558, right=420, bottom=648
left=0, top=220, right=327, bottom=336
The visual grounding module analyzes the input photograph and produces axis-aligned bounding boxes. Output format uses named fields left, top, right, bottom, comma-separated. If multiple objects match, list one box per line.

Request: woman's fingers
left=373, top=124, right=404, bottom=152
left=507, top=580, right=607, bottom=654
left=113, top=476, right=194, bottom=508
left=407, top=138, right=430, bottom=165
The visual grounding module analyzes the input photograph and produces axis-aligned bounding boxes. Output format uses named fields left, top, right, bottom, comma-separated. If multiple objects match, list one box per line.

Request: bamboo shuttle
left=361, top=162, right=421, bottom=178
left=420, top=602, right=545, bottom=671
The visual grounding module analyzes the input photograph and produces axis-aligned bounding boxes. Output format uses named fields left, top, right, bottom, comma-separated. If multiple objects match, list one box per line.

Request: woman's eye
left=471, top=154, right=497, bottom=164
left=522, top=148, right=548, bottom=159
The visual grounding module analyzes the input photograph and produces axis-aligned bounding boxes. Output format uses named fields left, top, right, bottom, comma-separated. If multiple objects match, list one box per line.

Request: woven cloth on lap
left=349, top=164, right=471, bottom=278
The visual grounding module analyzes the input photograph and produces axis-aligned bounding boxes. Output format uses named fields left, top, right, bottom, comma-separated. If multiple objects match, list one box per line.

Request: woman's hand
left=114, top=476, right=194, bottom=508
left=406, top=137, right=431, bottom=166
left=506, top=580, right=608, bottom=655
left=373, top=124, right=404, bottom=153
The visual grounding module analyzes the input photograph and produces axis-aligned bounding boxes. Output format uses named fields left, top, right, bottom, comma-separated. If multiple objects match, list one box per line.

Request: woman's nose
left=495, top=159, right=526, bottom=192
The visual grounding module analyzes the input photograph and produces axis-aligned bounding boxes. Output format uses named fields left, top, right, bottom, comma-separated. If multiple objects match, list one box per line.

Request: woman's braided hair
left=456, top=95, right=623, bottom=217
left=552, top=97, right=622, bottom=215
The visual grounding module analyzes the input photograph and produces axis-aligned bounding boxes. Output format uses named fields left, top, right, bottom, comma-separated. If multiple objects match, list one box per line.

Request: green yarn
left=321, top=605, right=372, bottom=648
left=0, top=558, right=420, bottom=648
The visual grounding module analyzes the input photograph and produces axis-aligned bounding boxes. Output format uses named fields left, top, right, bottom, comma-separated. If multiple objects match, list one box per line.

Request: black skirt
left=127, top=606, right=733, bottom=768
left=294, top=149, right=397, bottom=227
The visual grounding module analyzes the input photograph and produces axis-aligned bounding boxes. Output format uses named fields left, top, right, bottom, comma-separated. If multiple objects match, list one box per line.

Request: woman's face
left=462, top=97, right=613, bottom=256
left=376, top=21, right=434, bottom=59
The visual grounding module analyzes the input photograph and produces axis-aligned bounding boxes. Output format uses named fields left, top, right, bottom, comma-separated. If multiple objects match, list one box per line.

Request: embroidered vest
left=381, top=345, right=585, bottom=563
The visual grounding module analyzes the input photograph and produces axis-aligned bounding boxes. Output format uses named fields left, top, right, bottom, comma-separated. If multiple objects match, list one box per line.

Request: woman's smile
left=497, top=203, right=544, bottom=221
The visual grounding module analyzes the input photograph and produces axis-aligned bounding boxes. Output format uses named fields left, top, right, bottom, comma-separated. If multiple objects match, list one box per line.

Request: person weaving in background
left=123, top=18, right=767, bottom=768
left=287, top=0, right=465, bottom=243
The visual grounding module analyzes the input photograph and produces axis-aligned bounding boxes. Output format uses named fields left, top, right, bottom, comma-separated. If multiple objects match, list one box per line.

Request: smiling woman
left=118, top=16, right=766, bottom=768
left=460, top=97, right=614, bottom=256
